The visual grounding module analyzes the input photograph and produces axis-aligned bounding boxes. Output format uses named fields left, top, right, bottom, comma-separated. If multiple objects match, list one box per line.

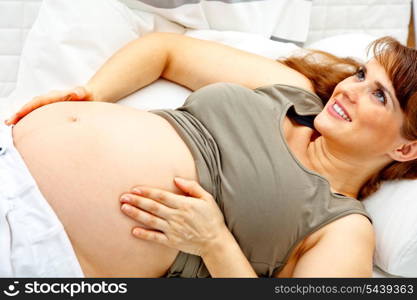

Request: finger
left=9, top=95, right=53, bottom=124
left=48, top=90, right=75, bottom=101
left=121, top=203, right=168, bottom=232
left=130, top=187, right=182, bottom=209
left=7, top=88, right=87, bottom=125
left=131, top=227, right=169, bottom=246
left=174, top=177, right=212, bottom=200
left=4, top=117, right=14, bottom=126
left=71, top=86, right=89, bottom=100
left=120, top=193, right=172, bottom=219
left=6, top=103, right=34, bottom=124
left=7, top=103, right=35, bottom=124
left=64, top=87, right=87, bottom=101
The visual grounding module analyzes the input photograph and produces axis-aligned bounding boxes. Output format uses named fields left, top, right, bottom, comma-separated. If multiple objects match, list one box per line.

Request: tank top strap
left=254, top=84, right=324, bottom=116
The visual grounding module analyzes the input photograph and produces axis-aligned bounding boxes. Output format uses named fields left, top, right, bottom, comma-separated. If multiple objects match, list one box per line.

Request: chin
left=314, top=113, right=347, bottom=143
left=313, top=112, right=331, bottom=134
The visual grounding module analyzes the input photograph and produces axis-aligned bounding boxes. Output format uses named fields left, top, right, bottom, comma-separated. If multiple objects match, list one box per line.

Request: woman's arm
left=200, top=227, right=257, bottom=277
left=85, top=33, right=169, bottom=103
left=86, top=32, right=314, bottom=102
left=287, top=214, right=375, bottom=277
left=120, top=177, right=257, bottom=278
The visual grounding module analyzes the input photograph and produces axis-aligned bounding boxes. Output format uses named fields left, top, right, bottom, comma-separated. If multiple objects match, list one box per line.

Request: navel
left=68, top=116, right=78, bottom=123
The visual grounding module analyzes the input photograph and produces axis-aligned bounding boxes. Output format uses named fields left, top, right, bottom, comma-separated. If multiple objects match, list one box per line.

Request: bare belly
left=12, top=101, right=198, bottom=277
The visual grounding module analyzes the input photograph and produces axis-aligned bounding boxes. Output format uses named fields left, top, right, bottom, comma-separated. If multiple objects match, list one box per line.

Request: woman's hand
left=4, top=86, right=93, bottom=125
left=119, top=177, right=228, bottom=257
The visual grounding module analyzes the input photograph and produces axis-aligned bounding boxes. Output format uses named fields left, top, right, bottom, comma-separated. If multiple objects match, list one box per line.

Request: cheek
left=357, top=106, right=393, bottom=131
left=359, top=112, right=385, bottom=129
left=314, top=107, right=398, bottom=146
left=356, top=112, right=401, bottom=147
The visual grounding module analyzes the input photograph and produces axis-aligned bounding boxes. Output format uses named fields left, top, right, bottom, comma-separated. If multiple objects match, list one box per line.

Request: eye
left=355, top=67, right=366, bottom=81
left=373, top=89, right=387, bottom=105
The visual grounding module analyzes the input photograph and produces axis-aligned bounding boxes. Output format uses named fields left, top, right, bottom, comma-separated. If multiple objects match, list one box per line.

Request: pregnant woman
left=3, top=33, right=417, bottom=277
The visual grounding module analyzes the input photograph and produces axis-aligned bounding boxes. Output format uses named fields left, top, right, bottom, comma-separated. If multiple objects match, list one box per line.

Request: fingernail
left=132, top=188, right=142, bottom=194
left=133, top=228, right=141, bottom=236
left=120, top=195, right=131, bottom=202
left=121, top=204, right=130, bottom=211
left=74, top=87, right=84, bottom=97
left=174, top=177, right=186, bottom=184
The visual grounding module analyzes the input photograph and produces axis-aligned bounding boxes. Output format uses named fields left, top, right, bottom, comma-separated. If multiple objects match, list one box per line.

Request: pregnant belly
left=12, top=101, right=198, bottom=277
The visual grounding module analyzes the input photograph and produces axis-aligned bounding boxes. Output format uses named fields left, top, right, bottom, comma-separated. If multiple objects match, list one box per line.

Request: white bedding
left=0, top=0, right=42, bottom=99
left=0, top=0, right=416, bottom=278
left=306, top=0, right=412, bottom=45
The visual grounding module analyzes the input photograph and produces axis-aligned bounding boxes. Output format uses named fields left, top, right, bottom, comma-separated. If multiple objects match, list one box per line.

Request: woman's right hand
left=4, top=86, right=93, bottom=126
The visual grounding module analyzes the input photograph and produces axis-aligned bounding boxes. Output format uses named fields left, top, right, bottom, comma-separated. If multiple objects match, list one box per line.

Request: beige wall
left=408, top=9, right=415, bottom=48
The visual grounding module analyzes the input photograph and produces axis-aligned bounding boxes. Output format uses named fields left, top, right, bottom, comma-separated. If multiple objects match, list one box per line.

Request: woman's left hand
left=119, top=177, right=227, bottom=257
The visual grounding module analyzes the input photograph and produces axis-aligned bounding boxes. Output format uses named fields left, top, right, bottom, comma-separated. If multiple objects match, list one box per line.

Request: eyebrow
left=362, top=65, right=396, bottom=109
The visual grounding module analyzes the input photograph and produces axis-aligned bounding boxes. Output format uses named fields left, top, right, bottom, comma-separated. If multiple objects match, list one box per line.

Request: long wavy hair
left=279, top=37, right=417, bottom=200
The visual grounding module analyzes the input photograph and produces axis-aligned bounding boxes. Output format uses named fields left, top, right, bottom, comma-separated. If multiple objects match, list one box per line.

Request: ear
left=388, top=140, right=417, bottom=162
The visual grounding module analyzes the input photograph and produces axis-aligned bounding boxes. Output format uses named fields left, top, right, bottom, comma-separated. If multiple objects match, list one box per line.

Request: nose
left=339, top=81, right=367, bottom=104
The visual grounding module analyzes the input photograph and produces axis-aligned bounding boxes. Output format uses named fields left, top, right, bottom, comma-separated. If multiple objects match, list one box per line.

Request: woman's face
left=314, top=58, right=407, bottom=160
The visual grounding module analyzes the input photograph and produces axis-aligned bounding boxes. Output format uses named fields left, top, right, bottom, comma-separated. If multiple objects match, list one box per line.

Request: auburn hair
left=279, top=37, right=417, bottom=200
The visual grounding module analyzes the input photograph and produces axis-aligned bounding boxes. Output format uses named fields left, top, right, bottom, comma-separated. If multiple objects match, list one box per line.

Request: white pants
left=0, top=124, right=83, bottom=277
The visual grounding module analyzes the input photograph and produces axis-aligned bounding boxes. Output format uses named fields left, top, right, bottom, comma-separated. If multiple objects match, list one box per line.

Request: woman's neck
left=305, top=135, right=390, bottom=198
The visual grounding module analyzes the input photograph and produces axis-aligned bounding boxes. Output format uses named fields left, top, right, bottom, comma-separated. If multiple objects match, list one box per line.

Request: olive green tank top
left=151, top=83, right=372, bottom=278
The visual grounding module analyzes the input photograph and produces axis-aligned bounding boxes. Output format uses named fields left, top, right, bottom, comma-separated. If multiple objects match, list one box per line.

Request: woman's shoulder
left=327, top=213, right=374, bottom=234
left=183, top=81, right=322, bottom=118
left=255, top=83, right=320, bottom=101
left=304, top=214, right=374, bottom=252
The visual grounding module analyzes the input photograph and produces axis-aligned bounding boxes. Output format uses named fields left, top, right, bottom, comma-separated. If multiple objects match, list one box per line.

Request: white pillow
left=362, top=180, right=417, bottom=278
left=305, top=32, right=378, bottom=62
left=308, top=33, right=417, bottom=278
left=119, top=0, right=312, bottom=45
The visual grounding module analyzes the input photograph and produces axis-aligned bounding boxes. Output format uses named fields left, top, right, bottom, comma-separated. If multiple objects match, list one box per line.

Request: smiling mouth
left=328, top=101, right=352, bottom=122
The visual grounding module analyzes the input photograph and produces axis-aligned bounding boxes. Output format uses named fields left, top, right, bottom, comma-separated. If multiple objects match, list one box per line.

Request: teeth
left=333, top=103, right=351, bottom=122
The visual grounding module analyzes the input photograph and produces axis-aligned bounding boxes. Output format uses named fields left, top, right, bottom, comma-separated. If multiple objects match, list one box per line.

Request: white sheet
left=0, top=0, right=42, bottom=98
